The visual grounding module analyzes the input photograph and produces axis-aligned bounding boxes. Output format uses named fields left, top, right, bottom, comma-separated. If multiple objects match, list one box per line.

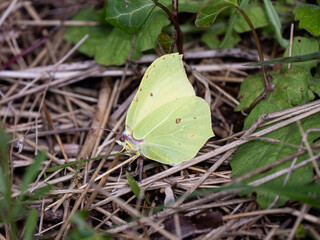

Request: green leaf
left=175, top=0, right=208, bottom=13
left=126, top=171, right=141, bottom=198
left=259, top=183, right=320, bottom=209
left=105, top=0, right=156, bottom=34
left=234, top=71, right=268, bottom=111
left=94, top=28, right=134, bottom=66
left=157, top=32, right=175, bottom=54
left=234, top=4, right=269, bottom=33
left=231, top=112, right=320, bottom=209
left=309, top=66, right=320, bottom=96
left=282, top=37, right=319, bottom=72
left=201, top=22, right=241, bottom=49
left=246, top=51, right=320, bottom=66
left=220, top=0, right=249, bottom=48
left=263, top=0, right=289, bottom=47
left=126, top=171, right=151, bottom=205
left=23, top=209, right=38, bottom=240
left=241, top=68, right=315, bottom=127
left=65, top=4, right=169, bottom=66
left=18, top=151, right=46, bottom=202
left=158, top=0, right=207, bottom=13
left=195, top=0, right=238, bottom=27
left=134, top=9, right=170, bottom=53
left=64, top=6, right=112, bottom=57
left=95, top=9, right=170, bottom=65
left=232, top=67, right=318, bottom=209
left=294, top=4, right=320, bottom=37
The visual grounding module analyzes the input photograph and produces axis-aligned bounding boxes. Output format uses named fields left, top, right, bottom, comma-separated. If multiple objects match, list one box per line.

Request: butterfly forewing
left=126, top=53, right=195, bottom=131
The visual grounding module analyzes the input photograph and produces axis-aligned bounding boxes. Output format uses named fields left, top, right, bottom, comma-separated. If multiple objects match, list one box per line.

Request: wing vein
left=146, top=142, right=185, bottom=154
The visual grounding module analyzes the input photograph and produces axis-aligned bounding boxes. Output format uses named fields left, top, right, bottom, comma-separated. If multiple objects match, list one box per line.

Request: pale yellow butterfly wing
left=120, top=53, right=214, bottom=164
left=132, top=96, right=213, bottom=164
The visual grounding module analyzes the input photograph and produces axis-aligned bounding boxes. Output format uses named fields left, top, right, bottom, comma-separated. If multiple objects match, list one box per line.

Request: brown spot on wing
left=176, top=118, right=181, bottom=124
left=150, top=92, right=153, bottom=97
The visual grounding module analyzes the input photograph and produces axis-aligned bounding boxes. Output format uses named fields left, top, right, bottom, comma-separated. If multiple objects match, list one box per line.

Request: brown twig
left=156, top=2, right=183, bottom=54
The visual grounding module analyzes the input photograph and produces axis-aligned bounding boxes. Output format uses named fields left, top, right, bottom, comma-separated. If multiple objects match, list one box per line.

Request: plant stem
left=236, top=5, right=273, bottom=111
left=156, top=1, right=183, bottom=54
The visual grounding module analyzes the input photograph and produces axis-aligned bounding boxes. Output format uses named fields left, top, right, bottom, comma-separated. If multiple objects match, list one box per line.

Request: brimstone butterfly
left=117, top=53, right=213, bottom=165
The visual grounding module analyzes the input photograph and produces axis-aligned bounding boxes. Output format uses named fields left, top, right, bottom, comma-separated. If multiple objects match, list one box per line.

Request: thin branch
left=156, top=2, right=183, bottom=54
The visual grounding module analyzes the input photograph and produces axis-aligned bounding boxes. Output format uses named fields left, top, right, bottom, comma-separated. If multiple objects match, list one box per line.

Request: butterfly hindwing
left=132, top=96, right=213, bottom=164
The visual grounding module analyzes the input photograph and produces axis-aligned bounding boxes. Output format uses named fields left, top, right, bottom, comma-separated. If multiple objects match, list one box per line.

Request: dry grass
left=1, top=1, right=320, bottom=239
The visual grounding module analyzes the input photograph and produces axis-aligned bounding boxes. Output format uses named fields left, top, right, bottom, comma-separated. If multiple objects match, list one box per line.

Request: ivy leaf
left=94, top=28, right=134, bottom=66
left=294, top=4, right=320, bottom=37
left=234, top=4, right=269, bottom=33
left=95, top=9, right=170, bottom=66
left=195, top=0, right=238, bottom=27
left=105, top=0, right=156, bottom=34
left=231, top=112, right=320, bottom=209
left=65, top=4, right=169, bottom=66
left=64, top=6, right=112, bottom=57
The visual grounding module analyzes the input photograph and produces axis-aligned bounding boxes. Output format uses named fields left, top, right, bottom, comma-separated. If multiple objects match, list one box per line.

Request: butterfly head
left=116, top=130, right=143, bottom=155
